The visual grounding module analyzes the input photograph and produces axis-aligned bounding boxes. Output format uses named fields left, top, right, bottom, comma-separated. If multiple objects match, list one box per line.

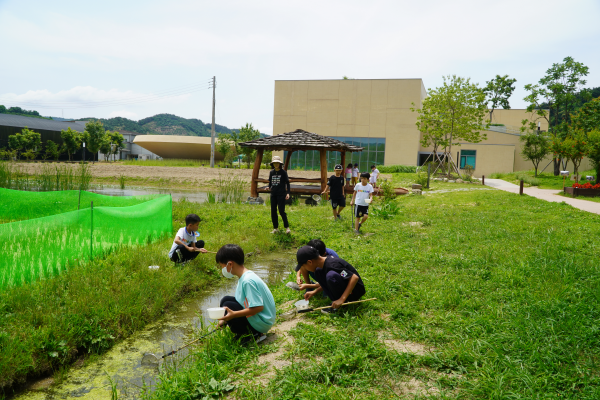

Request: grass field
left=0, top=199, right=287, bottom=392
left=143, top=187, right=600, bottom=399
left=491, top=169, right=596, bottom=190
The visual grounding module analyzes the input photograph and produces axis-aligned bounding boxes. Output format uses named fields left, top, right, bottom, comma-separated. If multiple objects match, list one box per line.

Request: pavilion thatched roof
left=239, top=129, right=364, bottom=152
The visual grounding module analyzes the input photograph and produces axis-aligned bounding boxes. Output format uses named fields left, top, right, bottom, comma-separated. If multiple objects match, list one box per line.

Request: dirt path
left=15, top=162, right=391, bottom=188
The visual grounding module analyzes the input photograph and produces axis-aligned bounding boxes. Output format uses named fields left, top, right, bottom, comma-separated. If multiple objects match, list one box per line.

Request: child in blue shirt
left=216, top=244, right=276, bottom=344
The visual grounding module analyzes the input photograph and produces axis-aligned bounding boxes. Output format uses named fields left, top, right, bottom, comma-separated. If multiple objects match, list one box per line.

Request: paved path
left=484, top=179, right=600, bottom=215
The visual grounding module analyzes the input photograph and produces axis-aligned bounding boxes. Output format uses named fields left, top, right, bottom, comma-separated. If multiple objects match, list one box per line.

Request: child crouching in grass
left=296, top=245, right=365, bottom=314
left=216, top=244, right=276, bottom=344
left=168, top=213, right=208, bottom=264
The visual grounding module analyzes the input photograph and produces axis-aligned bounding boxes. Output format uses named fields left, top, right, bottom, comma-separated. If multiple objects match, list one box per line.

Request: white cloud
left=0, top=86, right=193, bottom=110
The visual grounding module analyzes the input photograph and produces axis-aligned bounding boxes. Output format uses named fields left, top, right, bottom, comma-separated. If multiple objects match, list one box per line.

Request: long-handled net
left=141, top=327, right=221, bottom=366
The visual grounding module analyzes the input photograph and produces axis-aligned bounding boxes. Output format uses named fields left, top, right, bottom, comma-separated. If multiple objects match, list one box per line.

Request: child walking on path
left=370, top=165, right=380, bottom=187
left=351, top=173, right=374, bottom=234
left=267, top=156, right=291, bottom=234
left=351, top=163, right=360, bottom=186
left=296, top=245, right=366, bottom=314
left=216, top=244, right=276, bottom=344
left=168, top=213, right=208, bottom=263
left=322, top=164, right=346, bottom=220
left=345, top=164, right=353, bottom=186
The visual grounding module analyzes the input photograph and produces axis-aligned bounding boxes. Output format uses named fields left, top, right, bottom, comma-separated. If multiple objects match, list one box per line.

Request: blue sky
left=0, top=0, right=599, bottom=134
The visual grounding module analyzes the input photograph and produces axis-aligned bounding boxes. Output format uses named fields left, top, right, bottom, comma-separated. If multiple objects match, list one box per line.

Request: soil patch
left=14, top=163, right=391, bottom=188
left=381, top=338, right=434, bottom=356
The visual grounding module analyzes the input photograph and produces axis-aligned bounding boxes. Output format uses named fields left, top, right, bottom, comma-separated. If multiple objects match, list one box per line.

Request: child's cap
left=334, top=164, right=343, bottom=170
left=354, top=163, right=358, bottom=166
left=295, top=246, right=320, bottom=271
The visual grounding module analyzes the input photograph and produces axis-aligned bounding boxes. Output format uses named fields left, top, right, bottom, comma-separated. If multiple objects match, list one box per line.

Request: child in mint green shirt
left=216, top=244, right=276, bottom=344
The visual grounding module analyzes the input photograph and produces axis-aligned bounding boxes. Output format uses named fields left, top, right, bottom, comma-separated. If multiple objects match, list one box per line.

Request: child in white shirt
left=350, top=173, right=374, bottom=234
left=370, top=165, right=380, bottom=187
left=168, top=213, right=208, bottom=263
left=351, top=163, right=360, bottom=186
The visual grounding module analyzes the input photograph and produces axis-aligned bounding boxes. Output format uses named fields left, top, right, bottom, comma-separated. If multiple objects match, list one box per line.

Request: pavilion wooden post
left=250, top=149, right=264, bottom=198
left=319, top=149, right=327, bottom=193
left=341, top=151, right=347, bottom=184
left=284, top=150, right=293, bottom=171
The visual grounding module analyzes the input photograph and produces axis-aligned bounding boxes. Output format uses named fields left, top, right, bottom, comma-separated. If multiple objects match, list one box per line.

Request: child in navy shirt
left=296, top=245, right=365, bottom=314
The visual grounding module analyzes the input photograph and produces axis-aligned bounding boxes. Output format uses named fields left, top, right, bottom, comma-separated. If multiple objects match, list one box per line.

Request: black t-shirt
left=313, top=257, right=364, bottom=298
left=268, top=169, right=290, bottom=195
left=327, top=174, right=345, bottom=199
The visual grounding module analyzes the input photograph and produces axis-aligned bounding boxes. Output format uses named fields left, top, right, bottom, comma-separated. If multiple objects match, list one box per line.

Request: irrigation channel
left=15, top=252, right=293, bottom=400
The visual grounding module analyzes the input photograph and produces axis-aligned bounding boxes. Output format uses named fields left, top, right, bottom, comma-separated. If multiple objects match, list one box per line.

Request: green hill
left=76, top=114, right=235, bottom=137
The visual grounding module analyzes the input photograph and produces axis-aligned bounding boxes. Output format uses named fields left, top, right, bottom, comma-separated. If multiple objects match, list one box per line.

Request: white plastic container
left=365, top=199, right=372, bottom=204
left=207, top=307, right=226, bottom=319
left=294, top=299, right=309, bottom=311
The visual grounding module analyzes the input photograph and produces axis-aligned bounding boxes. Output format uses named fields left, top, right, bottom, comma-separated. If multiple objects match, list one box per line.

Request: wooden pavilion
left=239, top=129, right=364, bottom=198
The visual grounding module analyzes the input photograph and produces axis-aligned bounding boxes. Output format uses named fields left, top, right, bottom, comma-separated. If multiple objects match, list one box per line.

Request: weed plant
left=0, top=161, right=92, bottom=191
left=216, top=173, right=245, bottom=203
left=146, top=190, right=600, bottom=399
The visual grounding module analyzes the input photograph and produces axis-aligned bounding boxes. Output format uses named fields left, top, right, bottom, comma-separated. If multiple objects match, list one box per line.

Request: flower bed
left=564, top=182, right=600, bottom=197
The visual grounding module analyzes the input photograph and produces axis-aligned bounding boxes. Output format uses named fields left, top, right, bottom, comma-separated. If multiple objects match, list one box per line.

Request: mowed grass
left=147, top=187, right=600, bottom=399
left=491, top=169, right=597, bottom=190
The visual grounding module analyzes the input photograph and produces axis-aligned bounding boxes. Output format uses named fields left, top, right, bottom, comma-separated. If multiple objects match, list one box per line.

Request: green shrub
left=378, top=165, right=417, bottom=173
left=515, top=172, right=540, bottom=186
left=415, top=172, right=428, bottom=186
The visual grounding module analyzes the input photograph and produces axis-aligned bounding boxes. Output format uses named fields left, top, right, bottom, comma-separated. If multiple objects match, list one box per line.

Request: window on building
left=284, top=137, right=385, bottom=172
left=459, top=150, right=476, bottom=169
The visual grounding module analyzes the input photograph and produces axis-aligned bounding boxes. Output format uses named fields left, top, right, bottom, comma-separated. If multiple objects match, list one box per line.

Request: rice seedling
left=0, top=195, right=172, bottom=290
left=119, top=174, right=126, bottom=189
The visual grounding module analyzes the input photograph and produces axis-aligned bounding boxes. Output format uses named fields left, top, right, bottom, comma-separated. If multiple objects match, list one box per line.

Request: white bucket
left=207, top=307, right=226, bottom=319
left=365, top=199, right=372, bottom=204
left=294, top=300, right=309, bottom=311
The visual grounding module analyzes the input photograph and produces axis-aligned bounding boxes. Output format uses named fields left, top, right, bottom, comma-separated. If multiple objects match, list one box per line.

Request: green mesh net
left=0, top=190, right=172, bottom=289
left=0, top=188, right=162, bottom=223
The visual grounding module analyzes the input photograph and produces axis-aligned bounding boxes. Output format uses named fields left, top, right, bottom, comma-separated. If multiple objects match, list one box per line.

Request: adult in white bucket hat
left=267, top=156, right=291, bottom=234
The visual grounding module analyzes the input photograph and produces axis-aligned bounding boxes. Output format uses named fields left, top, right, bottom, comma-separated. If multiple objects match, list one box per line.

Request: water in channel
left=15, top=252, right=293, bottom=400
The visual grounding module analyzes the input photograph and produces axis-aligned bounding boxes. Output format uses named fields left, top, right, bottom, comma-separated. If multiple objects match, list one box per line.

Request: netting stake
left=90, top=201, right=93, bottom=261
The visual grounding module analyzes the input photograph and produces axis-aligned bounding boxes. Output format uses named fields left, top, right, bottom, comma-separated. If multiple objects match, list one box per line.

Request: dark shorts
left=331, top=197, right=346, bottom=209
left=355, top=205, right=369, bottom=217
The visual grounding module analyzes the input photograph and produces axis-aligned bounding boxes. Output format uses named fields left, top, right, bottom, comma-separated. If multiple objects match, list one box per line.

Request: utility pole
left=210, top=76, right=216, bottom=168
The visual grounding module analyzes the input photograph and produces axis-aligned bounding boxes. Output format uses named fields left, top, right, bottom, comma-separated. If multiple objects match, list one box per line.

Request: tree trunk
left=553, top=158, right=560, bottom=176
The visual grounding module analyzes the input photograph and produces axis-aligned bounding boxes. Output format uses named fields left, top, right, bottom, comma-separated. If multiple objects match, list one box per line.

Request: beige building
left=272, top=79, right=590, bottom=177
left=133, top=135, right=226, bottom=160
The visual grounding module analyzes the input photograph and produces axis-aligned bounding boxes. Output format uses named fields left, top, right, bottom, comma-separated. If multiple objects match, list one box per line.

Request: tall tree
left=411, top=75, right=488, bottom=175
left=44, top=140, right=63, bottom=161
left=60, top=127, right=82, bottom=161
left=84, top=120, right=106, bottom=162
left=484, top=74, right=517, bottom=123
left=520, top=130, right=550, bottom=177
left=523, top=57, right=590, bottom=175
left=107, top=131, right=124, bottom=162
left=572, top=97, right=600, bottom=183
left=217, top=133, right=235, bottom=166
left=238, top=123, right=261, bottom=167
left=8, top=127, right=41, bottom=160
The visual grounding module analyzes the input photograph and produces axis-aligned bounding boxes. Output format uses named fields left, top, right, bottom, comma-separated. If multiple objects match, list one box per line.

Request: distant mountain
left=76, top=114, right=236, bottom=137
left=0, top=105, right=51, bottom=120
left=1, top=106, right=268, bottom=137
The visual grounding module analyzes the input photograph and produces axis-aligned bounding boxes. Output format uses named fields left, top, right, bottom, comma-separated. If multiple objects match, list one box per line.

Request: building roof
left=133, top=134, right=225, bottom=160
left=239, top=129, right=364, bottom=152
left=0, top=114, right=88, bottom=132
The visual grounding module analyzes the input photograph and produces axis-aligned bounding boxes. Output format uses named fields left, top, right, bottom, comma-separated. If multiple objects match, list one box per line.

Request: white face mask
left=221, top=263, right=235, bottom=279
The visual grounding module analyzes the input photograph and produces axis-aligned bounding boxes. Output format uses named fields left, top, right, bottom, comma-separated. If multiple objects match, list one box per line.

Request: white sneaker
left=271, top=229, right=279, bottom=234
left=285, top=228, right=291, bottom=234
